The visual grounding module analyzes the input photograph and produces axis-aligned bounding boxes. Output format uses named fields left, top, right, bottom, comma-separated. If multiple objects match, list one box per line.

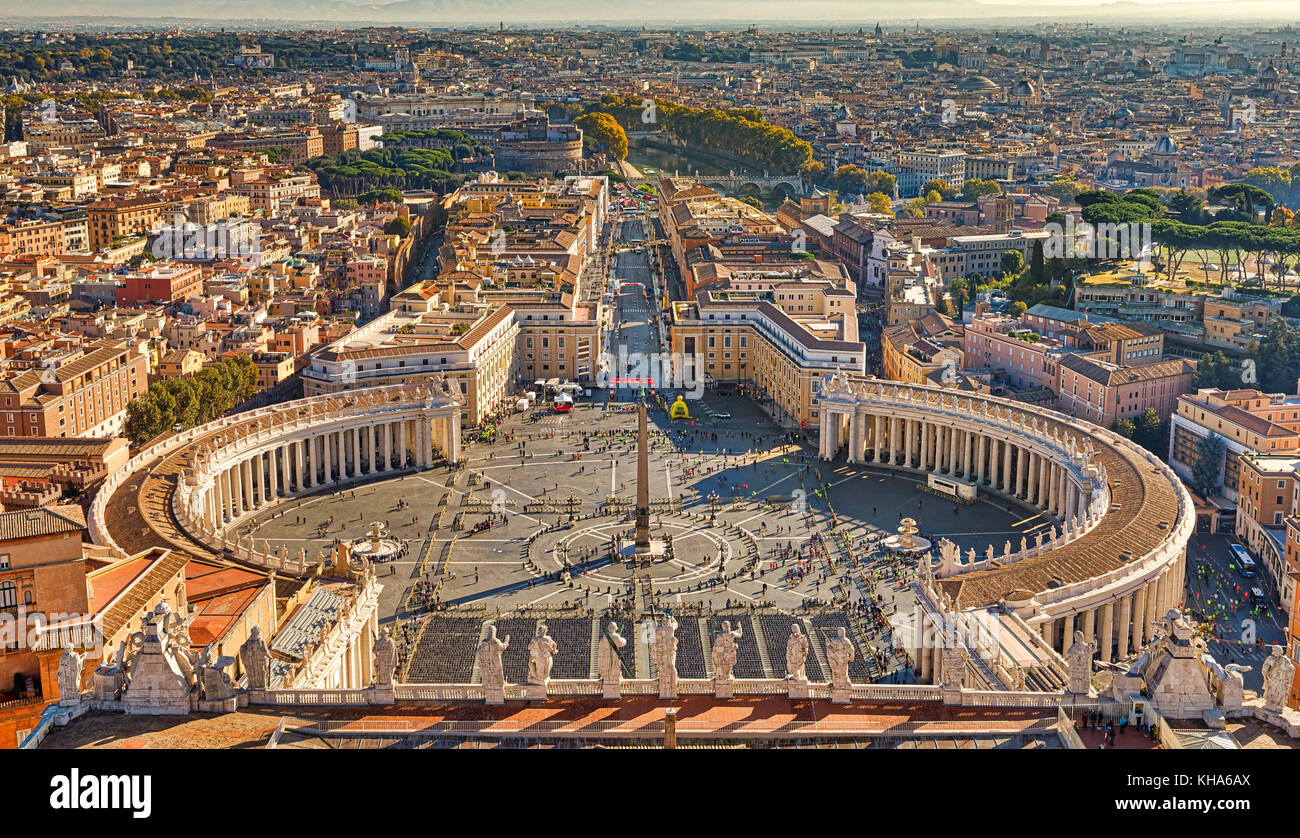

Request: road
left=1185, top=533, right=1288, bottom=694
left=608, top=212, right=662, bottom=399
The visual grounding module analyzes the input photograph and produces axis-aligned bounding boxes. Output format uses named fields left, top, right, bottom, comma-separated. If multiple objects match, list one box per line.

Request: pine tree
left=1190, top=434, right=1226, bottom=497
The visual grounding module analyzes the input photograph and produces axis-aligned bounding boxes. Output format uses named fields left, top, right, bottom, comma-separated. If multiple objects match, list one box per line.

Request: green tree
left=1113, top=418, right=1137, bottom=439
left=961, top=178, right=1002, bottom=200
left=1000, top=250, right=1025, bottom=277
left=947, top=276, right=969, bottom=315
left=1043, top=177, right=1084, bottom=202
left=922, top=179, right=952, bottom=200
left=1134, top=407, right=1165, bottom=455
left=1189, top=433, right=1226, bottom=497
left=865, top=192, right=893, bottom=216
left=384, top=216, right=412, bottom=238
left=574, top=112, right=628, bottom=161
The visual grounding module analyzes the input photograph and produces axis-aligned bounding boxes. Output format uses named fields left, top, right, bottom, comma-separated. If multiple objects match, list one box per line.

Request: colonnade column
left=1144, top=578, right=1159, bottom=644
left=1131, top=586, right=1147, bottom=650
left=1117, top=594, right=1133, bottom=659
left=242, top=459, right=254, bottom=512
left=847, top=412, right=861, bottom=464
left=1099, top=603, right=1114, bottom=663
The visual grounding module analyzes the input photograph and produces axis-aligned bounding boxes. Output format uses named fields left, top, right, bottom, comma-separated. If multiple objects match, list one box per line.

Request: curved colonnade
left=817, top=376, right=1195, bottom=666
left=90, top=383, right=463, bottom=577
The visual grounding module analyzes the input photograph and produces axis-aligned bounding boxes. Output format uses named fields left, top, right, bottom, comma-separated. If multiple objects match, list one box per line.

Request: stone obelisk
left=635, top=402, right=652, bottom=551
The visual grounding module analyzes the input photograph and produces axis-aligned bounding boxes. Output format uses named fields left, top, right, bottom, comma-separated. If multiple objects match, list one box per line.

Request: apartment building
left=302, top=300, right=597, bottom=428
left=963, top=314, right=1064, bottom=392
left=669, top=287, right=866, bottom=428
left=0, top=339, right=148, bottom=438
left=86, top=197, right=168, bottom=251
left=115, top=263, right=205, bottom=306
left=1168, top=388, right=1300, bottom=503
left=1055, top=354, right=1195, bottom=427
left=890, top=148, right=967, bottom=197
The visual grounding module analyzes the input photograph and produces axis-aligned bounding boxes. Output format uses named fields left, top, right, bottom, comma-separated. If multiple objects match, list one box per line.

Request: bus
left=1229, top=543, right=1256, bottom=577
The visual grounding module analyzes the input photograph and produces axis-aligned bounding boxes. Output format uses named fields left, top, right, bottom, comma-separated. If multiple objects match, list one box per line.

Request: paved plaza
left=239, top=388, right=1050, bottom=682
left=230, top=210, right=1061, bottom=686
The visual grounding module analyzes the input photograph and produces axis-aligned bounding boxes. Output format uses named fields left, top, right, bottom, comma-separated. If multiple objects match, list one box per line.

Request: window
left=0, top=581, right=14, bottom=608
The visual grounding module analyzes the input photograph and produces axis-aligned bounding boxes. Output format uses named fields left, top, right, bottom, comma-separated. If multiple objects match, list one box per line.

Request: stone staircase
left=698, top=618, right=714, bottom=679
left=804, top=617, right=831, bottom=678
left=749, top=616, right=775, bottom=678
left=588, top=618, right=603, bottom=679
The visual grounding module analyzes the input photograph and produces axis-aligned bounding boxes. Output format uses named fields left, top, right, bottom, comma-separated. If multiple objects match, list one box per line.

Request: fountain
left=883, top=516, right=932, bottom=554
left=350, top=521, right=402, bottom=563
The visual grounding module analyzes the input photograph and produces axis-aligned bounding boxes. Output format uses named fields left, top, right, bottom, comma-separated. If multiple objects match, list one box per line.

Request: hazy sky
left=2, top=0, right=1298, bottom=24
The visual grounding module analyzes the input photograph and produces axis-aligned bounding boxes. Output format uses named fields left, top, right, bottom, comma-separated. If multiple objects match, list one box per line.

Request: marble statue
left=711, top=621, right=743, bottom=682
left=195, top=646, right=237, bottom=701
left=240, top=625, right=271, bottom=691
left=121, top=604, right=195, bottom=715
left=598, top=622, right=628, bottom=684
left=826, top=627, right=855, bottom=690
left=1065, top=630, right=1095, bottom=694
left=372, top=627, right=397, bottom=688
left=57, top=643, right=84, bottom=706
left=527, top=624, right=559, bottom=685
left=650, top=615, right=679, bottom=697
left=1261, top=645, right=1296, bottom=713
left=786, top=624, right=809, bottom=682
left=476, top=624, right=510, bottom=690
left=1221, top=663, right=1251, bottom=712
left=117, top=635, right=142, bottom=680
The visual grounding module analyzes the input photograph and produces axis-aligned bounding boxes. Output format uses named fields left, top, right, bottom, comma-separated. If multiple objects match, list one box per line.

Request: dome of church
left=1152, top=134, right=1179, bottom=155
left=1011, top=78, right=1037, bottom=97
left=956, top=75, right=999, bottom=92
